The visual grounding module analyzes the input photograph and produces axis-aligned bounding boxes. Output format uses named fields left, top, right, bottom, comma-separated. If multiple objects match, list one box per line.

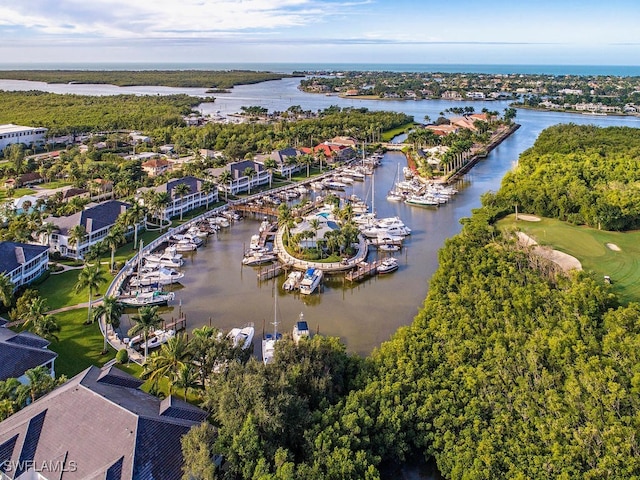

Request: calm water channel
left=1, top=77, right=639, bottom=355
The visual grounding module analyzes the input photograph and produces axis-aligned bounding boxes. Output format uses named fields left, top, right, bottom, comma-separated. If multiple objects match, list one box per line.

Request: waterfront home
left=46, top=200, right=131, bottom=260
left=254, top=147, right=304, bottom=178
left=300, top=142, right=356, bottom=164
left=136, top=176, right=218, bottom=220
left=0, top=241, right=49, bottom=289
left=0, top=365, right=208, bottom=480
left=0, top=323, right=57, bottom=383
left=0, top=124, right=47, bottom=151
left=210, top=161, right=271, bottom=195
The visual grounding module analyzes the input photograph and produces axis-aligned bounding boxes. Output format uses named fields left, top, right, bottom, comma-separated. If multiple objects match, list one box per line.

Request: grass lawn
left=47, top=308, right=116, bottom=378
left=497, top=214, right=640, bottom=305
left=0, top=187, right=35, bottom=201
left=38, top=180, right=72, bottom=189
left=36, top=265, right=114, bottom=311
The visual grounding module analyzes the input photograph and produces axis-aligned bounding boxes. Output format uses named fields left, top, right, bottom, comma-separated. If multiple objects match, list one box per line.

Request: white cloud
left=0, top=0, right=351, bottom=39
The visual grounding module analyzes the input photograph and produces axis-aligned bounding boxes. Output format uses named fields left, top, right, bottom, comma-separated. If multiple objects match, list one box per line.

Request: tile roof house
left=46, top=200, right=131, bottom=260
left=0, top=326, right=57, bottom=383
left=141, top=158, right=170, bottom=178
left=0, top=241, right=49, bottom=289
left=0, top=365, right=208, bottom=480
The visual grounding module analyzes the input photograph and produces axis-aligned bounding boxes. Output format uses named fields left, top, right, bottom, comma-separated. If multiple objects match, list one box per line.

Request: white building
left=0, top=241, right=49, bottom=289
left=212, top=161, right=271, bottom=196
left=47, top=200, right=131, bottom=260
left=0, top=124, right=48, bottom=152
left=136, top=176, right=218, bottom=220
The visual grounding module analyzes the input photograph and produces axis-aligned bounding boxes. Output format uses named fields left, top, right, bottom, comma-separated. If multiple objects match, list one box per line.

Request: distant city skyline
left=1, top=0, right=639, bottom=66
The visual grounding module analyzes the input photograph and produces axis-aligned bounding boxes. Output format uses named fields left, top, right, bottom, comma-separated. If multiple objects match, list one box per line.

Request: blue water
left=0, top=62, right=639, bottom=76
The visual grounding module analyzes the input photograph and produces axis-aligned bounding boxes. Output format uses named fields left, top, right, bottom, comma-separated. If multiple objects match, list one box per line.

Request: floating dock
left=344, top=260, right=382, bottom=282
left=257, top=262, right=284, bottom=281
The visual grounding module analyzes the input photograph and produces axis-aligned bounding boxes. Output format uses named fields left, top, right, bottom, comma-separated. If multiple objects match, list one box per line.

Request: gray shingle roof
left=0, top=365, right=208, bottom=480
left=0, top=242, right=49, bottom=275
left=0, top=327, right=57, bottom=381
left=47, top=200, right=130, bottom=235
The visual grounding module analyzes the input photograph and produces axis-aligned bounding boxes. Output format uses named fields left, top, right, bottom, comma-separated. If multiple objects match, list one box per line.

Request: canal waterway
left=2, top=77, right=640, bottom=355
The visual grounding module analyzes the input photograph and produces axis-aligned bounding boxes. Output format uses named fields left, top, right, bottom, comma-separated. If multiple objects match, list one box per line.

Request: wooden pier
left=164, top=315, right=187, bottom=332
left=344, top=260, right=382, bottom=282
left=257, top=262, right=285, bottom=281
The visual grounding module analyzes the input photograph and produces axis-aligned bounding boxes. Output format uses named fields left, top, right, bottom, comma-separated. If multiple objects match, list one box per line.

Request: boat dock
left=344, top=260, right=383, bottom=282
left=163, top=315, right=187, bottom=332
left=257, top=262, right=285, bottom=281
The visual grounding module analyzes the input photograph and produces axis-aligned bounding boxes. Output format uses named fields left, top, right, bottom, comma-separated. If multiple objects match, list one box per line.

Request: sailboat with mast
left=262, top=294, right=282, bottom=365
left=386, top=163, right=404, bottom=202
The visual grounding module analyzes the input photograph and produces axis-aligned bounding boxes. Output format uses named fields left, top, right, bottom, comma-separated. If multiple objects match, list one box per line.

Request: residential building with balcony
left=136, top=176, right=218, bottom=220
left=0, top=241, right=49, bottom=289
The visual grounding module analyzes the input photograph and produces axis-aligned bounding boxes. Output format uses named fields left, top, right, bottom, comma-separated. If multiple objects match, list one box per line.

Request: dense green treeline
left=496, top=124, right=640, bottom=230
left=0, top=70, right=293, bottom=88
left=182, top=125, right=640, bottom=479
left=151, top=108, right=412, bottom=158
left=0, top=91, right=196, bottom=135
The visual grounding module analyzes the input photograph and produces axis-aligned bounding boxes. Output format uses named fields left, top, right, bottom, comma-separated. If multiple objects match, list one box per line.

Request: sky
left=1, top=0, right=640, bottom=66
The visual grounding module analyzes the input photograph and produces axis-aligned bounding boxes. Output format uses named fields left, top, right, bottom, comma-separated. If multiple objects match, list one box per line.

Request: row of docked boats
left=387, top=178, right=459, bottom=207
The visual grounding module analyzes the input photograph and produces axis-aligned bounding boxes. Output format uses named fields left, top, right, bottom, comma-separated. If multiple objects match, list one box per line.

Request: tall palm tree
left=218, top=170, right=233, bottom=201
left=0, top=273, right=15, bottom=310
left=67, top=224, right=87, bottom=259
left=142, top=333, right=190, bottom=393
left=173, top=182, right=191, bottom=221
left=154, top=191, right=172, bottom=230
left=173, top=364, right=200, bottom=401
left=263, top=158, right=277, bottom=188
left=121, top=202, right=146, bottom=250
left=93, top=295, right=124, bottom=353
left=37, top=222, right=56, bottom=247
left=22, top=297, right=60, bottom=341
left=243, top=167, right=255, bottom=195
left=103, top=225, right=125, bottom=272
left=74, top=263, right=107, bottom=325
left=128, top=305, right=162, bottom=360
left=200, top=181, right=216, bottom=210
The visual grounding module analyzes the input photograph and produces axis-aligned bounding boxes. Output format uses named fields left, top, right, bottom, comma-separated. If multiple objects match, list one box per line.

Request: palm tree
left=218, top=170, right=233, bottom=201
left=22, top=297, right=60, bottom=341
left=302, top=153, right=314, bottom=177
left=263, top=158, right=277, bottom=188
left=23, top=366, right=57, bottom=404
left=243, top=167, right=255, bottom=195
left=142, top=333, right=190, bottom=393
left=200, top=181, right=216, bottom=210
left=128, top=305, right=162, bottom=360
left=0, top=273, right=15, bottom=310
left=173, top=364, right=200, bottom=401
left=74, top=263, right=107, bottom=325
left=120, top=202, right=146, bottom=250
left=309, top=217, right=321, bottom=250
left=154, top=191, right=172, bottom=230
left=67, top=224, right=87, bottom=259
left=104, top=225, right=125, bottom=272
left=173, top=182, right=191, bottom=221
left=37, top=222, right=56, bottom=247
left=93, top=295, right=124, bottom=354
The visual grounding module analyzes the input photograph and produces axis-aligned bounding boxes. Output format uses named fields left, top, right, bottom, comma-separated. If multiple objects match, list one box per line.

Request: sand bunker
left=516, top=232, right=582, bottom=272
left=606, top=243, right=621, bottom=252
left=517, top=214, right=541, bottom=222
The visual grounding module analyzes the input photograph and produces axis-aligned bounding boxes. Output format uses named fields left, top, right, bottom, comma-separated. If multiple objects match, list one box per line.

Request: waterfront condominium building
left=0, top=124, right=48, bottom=152
left=0, top=241, right=50, bottom=289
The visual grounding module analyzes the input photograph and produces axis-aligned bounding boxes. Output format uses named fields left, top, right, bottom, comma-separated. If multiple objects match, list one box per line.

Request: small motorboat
left=283, top=271, right=303, bottom=291
left=377, top=257, right=399, bottom=275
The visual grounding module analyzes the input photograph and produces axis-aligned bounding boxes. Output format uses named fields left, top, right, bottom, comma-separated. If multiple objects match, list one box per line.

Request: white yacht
left=242, top=251, right=277, bottom=266
left=377, top=257, right=399, bottom=275
left=283, top=270, right=303, bottom=291
left=299, top=268, right=323, bottom=295
left=130, top=266, right=185, bottom=287
left=144, top=247, right=184, bottom=268
left=292, top=313, right=310, bottom=345
left=118, top=290, right=175, bottom=308
left=141, top=329, right=176, bottom=350
left=227, top=323, right=255, bottom=350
